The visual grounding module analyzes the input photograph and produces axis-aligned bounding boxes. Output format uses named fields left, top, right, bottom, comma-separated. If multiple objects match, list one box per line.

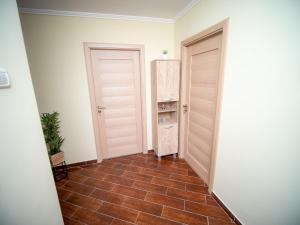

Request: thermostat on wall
left=0, top=69, right=10, bottom=88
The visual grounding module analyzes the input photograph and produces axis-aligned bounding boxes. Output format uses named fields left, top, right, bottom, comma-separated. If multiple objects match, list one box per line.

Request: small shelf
left=158, top=121, right=178, bottom=126
left=158, top=111, right=177, bottom=124
left=157, top=100, right=177, bottom=103
left=158, top=102, right=177, bottom=112
left=158, top=109, right=177, bottom=113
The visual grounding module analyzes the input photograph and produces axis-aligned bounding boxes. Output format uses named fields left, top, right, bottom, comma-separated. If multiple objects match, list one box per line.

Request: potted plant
left=40, top=112, right=65, bottom=166
left=162, top=49, right=168, bottom=59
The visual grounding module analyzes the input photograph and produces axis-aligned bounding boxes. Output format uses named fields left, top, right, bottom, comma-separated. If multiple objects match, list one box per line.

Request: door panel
left=185, top=32, right=222, bottom=183
left=91, top=50, right=142, bottom=159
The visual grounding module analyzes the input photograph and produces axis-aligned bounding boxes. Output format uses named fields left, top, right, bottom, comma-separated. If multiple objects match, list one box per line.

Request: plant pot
left=50, top=151, right=65, bottom=166
left=162, top=54, right=168, bottom=59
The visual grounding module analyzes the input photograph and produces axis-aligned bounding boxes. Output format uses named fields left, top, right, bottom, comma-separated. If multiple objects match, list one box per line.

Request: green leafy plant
left=162, top=50, right=168, bottom=55
left=40, top=112, right=65, bottom=155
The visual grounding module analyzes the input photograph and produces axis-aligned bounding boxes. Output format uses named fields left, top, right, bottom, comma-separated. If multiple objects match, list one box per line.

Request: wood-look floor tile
left=57, top=188, right=72, bottom=200
left=81, top=169, right=107, bottom=180
left=185, top=201, right=231, bottom=222
left=100, top=160, right=116, bottom=168
left=67, top=166, right=83, bottom=172
left=63, top=181, right=94, bottom=196
left=97, top=165, right=124, bottom=176
left=98, top=202, right=138, bottom=223
left=67, top=172, right=89, bottom=183
left=208, top=218, right=236, bottom=225
left=122, top=154, right=147, bottom=162
left=141, top=168, right=170, bottom=178
left=59, top=201, right=79, bottom=218
left=152, top=177, right=186, bottom=190
left=163, top=156, right=186, bottom=163
left=114, top=163, right=143, bottom=173
left=109, top=157, right=132, bottom=165
left=160, top=161, right=189, bottom=170
left=186, top=184, right=209, bottom=195
left=156, top=165, right=188, bottom=176
left=56, top=179, right=67, bottom=188
left=111, top=218, right=135, bottom=225
left=112, top=185, right=147, bottom=199
left=162, top=207, right=207, bottom=225
left=123, top=197, right=163, bottom=216
left=72, top=207, right=113, bottom=225
left=57, top=153, right=233, bottom=225
left=104, top=174, right=134, bottom=187
left=91, top=188, right=125, bottom=205
left=66, top=192, right=102, bottom=210
left=123, top=171, right=153, bottom=182
left=137, top=212, right=182, bottom=225
left=145, top=192, right=184, bottom=210
left=167, top=188, right=206, bottom=203
left=80, top=163, right=99, bottom=170
left=131, top=161, right=158, bottom=169
left=83, top=177, right=115, bottom=191
left=188, top=168, right=199, bottom=177
left=206, top=196, right=220, bottom=207
left=169, top=174, right=205, bottom=186
left=133, top=180, right=167, bottom=194
left=63, top=216, right=84, bottom=225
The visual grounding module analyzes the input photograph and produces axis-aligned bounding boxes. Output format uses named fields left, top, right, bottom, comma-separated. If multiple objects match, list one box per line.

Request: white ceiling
left=17, top=0, right=198, bottom=19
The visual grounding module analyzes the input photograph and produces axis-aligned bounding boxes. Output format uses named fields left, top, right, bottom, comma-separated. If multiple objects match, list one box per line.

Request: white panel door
left=91, top=50, right=143, bottom=159
left=185, top=32, right=222, bottom=183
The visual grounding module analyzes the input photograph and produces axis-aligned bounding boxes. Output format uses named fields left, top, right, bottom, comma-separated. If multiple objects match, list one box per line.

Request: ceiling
left=17, top=0, right=197, bottom=19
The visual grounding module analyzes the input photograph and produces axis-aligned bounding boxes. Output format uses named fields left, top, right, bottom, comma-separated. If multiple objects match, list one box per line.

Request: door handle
left=97, top=106, right=106, bottom=113
left=183, top=104, right=188, bottom=112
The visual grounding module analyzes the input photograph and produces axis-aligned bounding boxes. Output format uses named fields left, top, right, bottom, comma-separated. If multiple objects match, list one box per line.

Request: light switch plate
left=0, top=69, right=10, bottom=88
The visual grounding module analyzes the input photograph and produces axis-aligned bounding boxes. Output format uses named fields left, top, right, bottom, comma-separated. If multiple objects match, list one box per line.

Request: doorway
left=84, top=43, right=147, bottom=162
left=180, top=20, right=229, bottom=192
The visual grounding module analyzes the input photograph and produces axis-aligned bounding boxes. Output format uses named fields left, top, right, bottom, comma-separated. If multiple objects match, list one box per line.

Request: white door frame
left=83, top=43, right=148, bottom=162
left=179, top=19, right=229, bottom=192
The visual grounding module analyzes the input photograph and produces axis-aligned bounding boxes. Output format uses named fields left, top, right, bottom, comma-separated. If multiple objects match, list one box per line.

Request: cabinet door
left=167, top=61, right=180, bottom=101
left=157, top=123, right=178, bottom=156
left=157, top=61, right=180, bottom=102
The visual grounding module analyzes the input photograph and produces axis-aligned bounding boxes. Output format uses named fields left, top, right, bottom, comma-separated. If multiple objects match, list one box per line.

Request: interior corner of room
left=1, top=0, right=300, bottom=225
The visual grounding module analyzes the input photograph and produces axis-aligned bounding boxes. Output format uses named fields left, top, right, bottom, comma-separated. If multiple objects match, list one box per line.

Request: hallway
left=56, top=152, right=234, bottom=225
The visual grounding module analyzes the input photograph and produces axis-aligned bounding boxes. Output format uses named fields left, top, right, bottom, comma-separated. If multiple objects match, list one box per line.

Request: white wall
left=175, top=0, right=300, bottom=224
left=20, top=14, right=175, bottom=164
left=0, top=1, right=63, bottom=225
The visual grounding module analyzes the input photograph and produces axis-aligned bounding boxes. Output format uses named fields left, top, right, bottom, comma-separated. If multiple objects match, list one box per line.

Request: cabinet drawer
left=157, top=123, right=178, bottom=156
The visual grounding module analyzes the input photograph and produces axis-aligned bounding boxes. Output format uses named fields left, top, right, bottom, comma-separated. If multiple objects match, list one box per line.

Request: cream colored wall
left=175, top=0, right=300, bottom=224
left=20, top=14, right=174, bottom=164
left=0, top=1, right=63, bottom=224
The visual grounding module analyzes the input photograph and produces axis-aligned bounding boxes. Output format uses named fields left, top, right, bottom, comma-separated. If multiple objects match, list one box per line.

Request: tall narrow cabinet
left=151, top=60, right=180, bottom=159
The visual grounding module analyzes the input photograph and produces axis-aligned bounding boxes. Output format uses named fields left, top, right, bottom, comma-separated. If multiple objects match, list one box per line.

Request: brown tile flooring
left=56, top=152, right=236, bottom=225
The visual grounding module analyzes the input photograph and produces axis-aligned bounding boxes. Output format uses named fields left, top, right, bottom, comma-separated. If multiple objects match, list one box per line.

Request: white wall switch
left=0, top=69, right=10, bottom=88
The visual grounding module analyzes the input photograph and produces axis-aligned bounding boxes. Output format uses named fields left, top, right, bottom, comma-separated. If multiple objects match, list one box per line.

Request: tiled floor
left=56, top=152, right=235, bottom=225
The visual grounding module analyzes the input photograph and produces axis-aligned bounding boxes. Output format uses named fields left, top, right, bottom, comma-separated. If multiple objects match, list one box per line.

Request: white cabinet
left=151, top=60, right=180, bottom=158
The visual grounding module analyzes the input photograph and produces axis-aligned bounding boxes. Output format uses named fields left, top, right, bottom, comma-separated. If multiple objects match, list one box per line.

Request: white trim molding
left=174, top=0, right=201, bottom=21
left=19, top=1, right=201, bottom=23
left=19, top=8, right=174, bottom=23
